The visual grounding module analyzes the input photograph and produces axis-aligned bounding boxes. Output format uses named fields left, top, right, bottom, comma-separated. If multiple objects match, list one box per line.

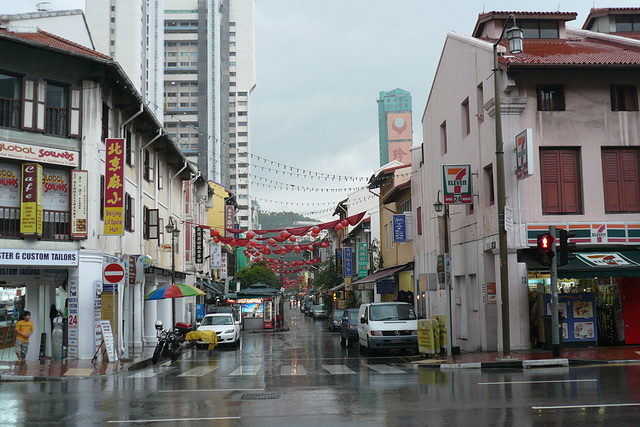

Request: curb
left=0, top=374, right=63, bottom=382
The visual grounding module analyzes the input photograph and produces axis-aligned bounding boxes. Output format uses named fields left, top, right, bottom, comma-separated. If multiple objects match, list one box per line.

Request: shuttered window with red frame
left=602, top=148, right=640, bottom=213
left=540, top=148, right=582, bottom=214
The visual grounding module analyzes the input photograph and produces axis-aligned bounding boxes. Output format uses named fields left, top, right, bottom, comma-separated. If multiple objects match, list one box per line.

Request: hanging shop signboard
left=71, top=170, right=88, bottom=239
left=20, top=163, right=43, bottom=236
left=195, top=226, right=204, bottom=264
left=344, top=247, right=352, bottom=277
left=104, top=138, right=125, bottom=235
left=515, top=129, right=534, bottom=180
left=0, top=139, right=79, bottom=167
left=393, top=214, right=406, bottom=242
left=442, top=164, right=472, bottom=204
left=357, top=242, right=368, bottom=278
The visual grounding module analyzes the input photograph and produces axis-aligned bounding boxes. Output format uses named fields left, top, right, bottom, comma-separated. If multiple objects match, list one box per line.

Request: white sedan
left=197, top=313, right=241, bottom=346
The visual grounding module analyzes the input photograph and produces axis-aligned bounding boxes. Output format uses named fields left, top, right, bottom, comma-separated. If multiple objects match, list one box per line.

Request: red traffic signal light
left=536, top=233, right=555, bottom=266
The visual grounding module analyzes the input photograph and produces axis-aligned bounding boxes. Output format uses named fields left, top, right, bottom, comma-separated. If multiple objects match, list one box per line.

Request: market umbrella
left=145, top=283, right=205, bottom=300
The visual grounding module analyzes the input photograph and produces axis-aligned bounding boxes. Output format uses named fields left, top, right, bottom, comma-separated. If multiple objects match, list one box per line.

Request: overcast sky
left=2, top=0, right=639, bottom=221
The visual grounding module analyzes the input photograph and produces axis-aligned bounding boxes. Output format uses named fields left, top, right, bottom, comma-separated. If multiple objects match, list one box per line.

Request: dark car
left=302, top=300, right=313, bottom=316
left=327, top=309, right=344, bottom=331
left=340, top=308, right=360, bottom=348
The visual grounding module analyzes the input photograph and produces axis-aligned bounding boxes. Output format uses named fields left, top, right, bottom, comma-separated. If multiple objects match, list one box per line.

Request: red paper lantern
left=341, top=219, right=349, bottom=227
left=246, top=231, right=255, bottom=239
left=307, top=245, right=313, bottom=251
left=211, top=229, right=220, bottom=237
left=321, top=241, right=330, bottom=248
left=335, top=223, right=343, bottom=231
left=289, top=235, right=296, bottom=242
left=312, top=226, right=320, bottom=234
left=280, top=230, right=290, bottom=239
left=268, top=238, right=276, bottom=246
left=294, top=246, right=300, bottom=254
left=230, top=239, right=236, bottom=246
left=311, top=232, right=318, bottom=238
left=214, top=237, right=220, bottom=243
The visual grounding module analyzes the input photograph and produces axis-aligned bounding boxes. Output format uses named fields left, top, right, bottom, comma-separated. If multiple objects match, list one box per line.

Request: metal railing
left=45, top=106, right=67, bottom=136
left=0, top=97, right=20, bottom=129
left=0, top=206, right=70, bottom=240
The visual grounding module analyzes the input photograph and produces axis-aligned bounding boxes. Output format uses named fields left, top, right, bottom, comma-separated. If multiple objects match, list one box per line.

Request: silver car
left=310, top=304, right=329, bottom=318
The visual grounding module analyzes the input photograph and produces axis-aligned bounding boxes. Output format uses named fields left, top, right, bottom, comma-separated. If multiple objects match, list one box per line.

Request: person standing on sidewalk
left=15, top=311, right=34, bottom=364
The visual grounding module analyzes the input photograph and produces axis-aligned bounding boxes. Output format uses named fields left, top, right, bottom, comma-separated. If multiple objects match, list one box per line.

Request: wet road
left=3, top=307, right=640, bottom=426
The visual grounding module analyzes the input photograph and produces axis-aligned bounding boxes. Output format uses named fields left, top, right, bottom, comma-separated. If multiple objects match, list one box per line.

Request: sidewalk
left=413, top=345, right=640, bottom=369
left=3, top=343, right=640, bottom=382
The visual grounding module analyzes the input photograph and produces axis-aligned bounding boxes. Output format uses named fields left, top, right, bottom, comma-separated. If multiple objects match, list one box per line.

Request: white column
left=73, top=250, right=104, bottom=359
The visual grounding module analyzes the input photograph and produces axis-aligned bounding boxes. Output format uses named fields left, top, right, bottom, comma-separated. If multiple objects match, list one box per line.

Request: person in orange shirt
left=15, top=311, right=34, bottom=364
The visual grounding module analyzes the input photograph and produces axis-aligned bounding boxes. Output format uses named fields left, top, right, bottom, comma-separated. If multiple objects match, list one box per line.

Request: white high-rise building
left=86, top=0, right=255, bottom=229
left=85, top=0, right=165, bottom=123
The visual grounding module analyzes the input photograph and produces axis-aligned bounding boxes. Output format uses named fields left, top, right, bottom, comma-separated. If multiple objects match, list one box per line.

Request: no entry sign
left=103, top=263, right=125, bottom=284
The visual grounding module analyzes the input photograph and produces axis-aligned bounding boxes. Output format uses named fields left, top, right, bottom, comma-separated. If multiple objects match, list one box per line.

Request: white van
left=357, top=302, right=418, bottom=354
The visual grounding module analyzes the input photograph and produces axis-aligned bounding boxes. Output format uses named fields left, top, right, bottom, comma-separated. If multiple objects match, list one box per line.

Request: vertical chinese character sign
left=344, top=247, right=352, bottom=277
left=20, top=163, right=43, bottom=237
left=104, top=138, right=125, bottom=235
left=71, top=170, right=88, bottom=239
left=357, top=242, right=368, bottom=278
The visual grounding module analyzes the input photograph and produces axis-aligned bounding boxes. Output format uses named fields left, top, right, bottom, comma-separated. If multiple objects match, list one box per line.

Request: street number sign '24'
left=442, top=164, right=472, bottom=204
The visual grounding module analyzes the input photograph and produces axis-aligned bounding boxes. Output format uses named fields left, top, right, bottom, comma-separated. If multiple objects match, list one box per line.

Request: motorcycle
left=152, top=321, right=192, bottom=364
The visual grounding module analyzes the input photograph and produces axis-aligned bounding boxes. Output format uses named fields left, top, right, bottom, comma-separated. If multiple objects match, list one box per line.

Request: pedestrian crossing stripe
left=322, top=364, right=356, bottom=375
left=229, top=365, right=262, bottom=376
left=178, top=366, right=218, bottom=377
left=128, top=367, right=173, bottom=378
left=365, top=364, right=405, bottom=374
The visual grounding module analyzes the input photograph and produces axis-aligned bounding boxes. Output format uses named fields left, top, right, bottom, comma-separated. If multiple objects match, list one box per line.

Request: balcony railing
left=45, top=106, right=67, bottom=136
left=0, top=206, right=70, bottom=240
left=0, top=96, right=20, bottom=129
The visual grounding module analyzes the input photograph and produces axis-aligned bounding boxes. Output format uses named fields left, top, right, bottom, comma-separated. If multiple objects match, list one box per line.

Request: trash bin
left=542, top=314, right=563, bottom=351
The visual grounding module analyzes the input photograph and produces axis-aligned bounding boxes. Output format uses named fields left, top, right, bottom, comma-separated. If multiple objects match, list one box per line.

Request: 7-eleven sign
left=442, top=164, right=472, bottom=204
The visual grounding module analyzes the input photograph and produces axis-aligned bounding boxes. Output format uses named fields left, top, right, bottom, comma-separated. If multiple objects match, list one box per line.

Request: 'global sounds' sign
left=0, top=140, right=79, bottom=167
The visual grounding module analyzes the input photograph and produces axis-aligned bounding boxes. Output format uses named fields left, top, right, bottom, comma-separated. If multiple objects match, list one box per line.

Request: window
left=229, top=62, right=236, bottom=67
left=602, top=148, right=640, bottom=213
left=610, top=85, right=638, bottom=111
left=476, top=83, right=484, bottom=124
left=484, top=164, right=495, bottom=206
left=125, top=128, right=134, bottom=166
left=616, top=15, right=640, bottom=32
left=416, top=206, right=422, bottom=235
left=144, top=149, right=154, bottom=182
left=0, top=73, right=21, bottom=129
left=100, top=174, right=105, bottom=221
left=238, top=111, right=247, bottom=116
left=440, top=121, right=447, bottom=155
left=540, top=148, right=582, bottom=214
left=238, top=132, right=248, bottom=137
left=157, top=157, right=163, bottom=190
left=519, top=20, right=559, bottom=38
left=101, top=102, right=109, bottom=141
left=238, top=92, right=248, bottom=96
left=143, top=207, right=158, bottom=240
left=461, top=97, right=470, bottom=136
left=537, top=85, right=565, bottom=111
left=125, top=193, right=134, bottom=232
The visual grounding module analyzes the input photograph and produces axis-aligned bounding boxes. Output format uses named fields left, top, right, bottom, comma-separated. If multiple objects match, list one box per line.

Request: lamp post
left=165, top=217, right=181, bottom=285
left=434, top=189, right=453, bottom=357
left=493, top=14, right=523, bottom=359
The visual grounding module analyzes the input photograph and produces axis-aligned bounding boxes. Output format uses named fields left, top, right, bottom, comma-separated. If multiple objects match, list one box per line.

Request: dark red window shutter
left=541, top=149, right=581, bottom=214
left=602, top=148, right=640, bottom=212
left=416, top=207, right=422, bottom=235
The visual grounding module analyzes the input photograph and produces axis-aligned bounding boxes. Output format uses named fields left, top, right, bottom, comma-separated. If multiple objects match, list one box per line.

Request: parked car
left=197, top=313, right=241, bottom=347
left=302, top=300, right=313, bottom=316
left=327, top=309, right=344, bottom=331
left=357, top=302, right=418, bottom=354
left=310, top=304, right=329, bottom=318
left=340, top=308, right=360, bottom=348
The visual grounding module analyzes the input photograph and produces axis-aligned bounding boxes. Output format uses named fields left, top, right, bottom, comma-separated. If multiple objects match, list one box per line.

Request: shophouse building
left=0, top=26, right=211, bottom=361
left=413, top=10, right=640, bottom=353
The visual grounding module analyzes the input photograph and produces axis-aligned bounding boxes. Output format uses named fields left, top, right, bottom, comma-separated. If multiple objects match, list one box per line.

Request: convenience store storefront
left=528, top=251, right=640, bottom=347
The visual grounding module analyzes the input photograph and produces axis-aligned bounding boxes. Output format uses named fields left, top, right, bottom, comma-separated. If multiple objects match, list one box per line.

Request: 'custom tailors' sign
left=104, top=138, right=125, bottom=235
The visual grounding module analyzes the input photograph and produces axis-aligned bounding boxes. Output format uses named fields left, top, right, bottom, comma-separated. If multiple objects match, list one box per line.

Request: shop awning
left=329, top=283, right=345, bottom=292
left=558, top=251, right=640, bottom=279
left=352, top=262, right=413, bottom=285
left=197, top=279, right=225, bottom=295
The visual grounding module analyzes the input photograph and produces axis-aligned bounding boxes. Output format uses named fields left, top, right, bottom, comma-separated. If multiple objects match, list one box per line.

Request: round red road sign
left=103, top=263, right=125, bottom=284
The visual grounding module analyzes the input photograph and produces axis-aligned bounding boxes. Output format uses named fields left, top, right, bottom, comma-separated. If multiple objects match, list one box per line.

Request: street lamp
left=493, top=14, right=523, bottom=359
left=165, top=217, right=180, bottom=284
left=433, top=189, right=453, bottom=356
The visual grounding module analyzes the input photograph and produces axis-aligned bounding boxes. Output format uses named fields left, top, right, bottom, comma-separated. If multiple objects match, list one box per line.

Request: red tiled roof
left=0, top=29, right=111, bottom=60
left=582, top=8, right=640, bottom=30
left=499, top=37, right=640, bottom=67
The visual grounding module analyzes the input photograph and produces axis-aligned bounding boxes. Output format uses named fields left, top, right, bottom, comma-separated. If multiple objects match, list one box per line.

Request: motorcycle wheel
left=170, top=342, right=183, bottom=361
left=152, top=342, right=164, bottom=364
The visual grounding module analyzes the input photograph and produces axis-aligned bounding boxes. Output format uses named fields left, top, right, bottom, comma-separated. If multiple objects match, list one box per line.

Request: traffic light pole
left=549, top=226, right=560, bottom=357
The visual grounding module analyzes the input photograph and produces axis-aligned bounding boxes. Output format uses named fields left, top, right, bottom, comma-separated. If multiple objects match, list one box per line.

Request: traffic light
left=558, top=229, right=576, bottom=266
left=536, top=233, right=555, bottom=266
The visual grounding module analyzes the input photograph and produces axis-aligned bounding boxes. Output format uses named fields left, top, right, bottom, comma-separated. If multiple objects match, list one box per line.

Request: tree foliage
left=311, top=257, right=341, bottom=290
left=236, top=261, right=278, bottom=289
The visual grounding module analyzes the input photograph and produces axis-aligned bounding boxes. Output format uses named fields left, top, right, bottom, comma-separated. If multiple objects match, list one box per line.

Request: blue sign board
left=377, top=279, right=395, bottom=294
left=344, top=247, right=353, bottom=277
left=393, top=215, right=406, bottom=243
left=196, top=304, right=206, bottom=320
